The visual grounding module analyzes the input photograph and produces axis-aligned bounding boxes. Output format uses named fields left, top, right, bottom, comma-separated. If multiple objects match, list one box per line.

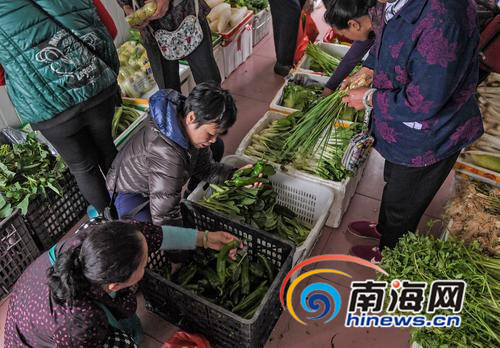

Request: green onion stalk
left=306, top=43, right=341, bottom=75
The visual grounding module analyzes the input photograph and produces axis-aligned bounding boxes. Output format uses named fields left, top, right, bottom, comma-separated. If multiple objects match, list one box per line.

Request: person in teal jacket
left=0, top=0, right=120, bottom=215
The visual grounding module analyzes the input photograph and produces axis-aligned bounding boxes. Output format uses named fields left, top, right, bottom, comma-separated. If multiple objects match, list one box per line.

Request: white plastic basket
left=270, top=72, right=330, bottom=115
left=236, top=111, right=367, bottom=228
left=296, top=42, right=351, bottom=76
left=187, top=155, right=335, bottom=272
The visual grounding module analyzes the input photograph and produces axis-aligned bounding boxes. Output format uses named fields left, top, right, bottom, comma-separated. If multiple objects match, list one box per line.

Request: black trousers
left=377, top=152, right=460, bottom=250
left=40, top=96, right=117, bottom=213
left=268, top=0, right=305, bottom=66
left=141, top=17, right=221, bottom=91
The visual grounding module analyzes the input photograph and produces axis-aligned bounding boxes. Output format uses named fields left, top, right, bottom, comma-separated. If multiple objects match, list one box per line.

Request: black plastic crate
left=1, top=210, right=41, bottom=298
left=141, top=200, right=295, bottom=348
left=24, top=170, right=87, bottom=250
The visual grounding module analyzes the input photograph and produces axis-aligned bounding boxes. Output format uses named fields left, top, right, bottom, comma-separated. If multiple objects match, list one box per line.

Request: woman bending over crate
left=3, top=218, right=239, bottom=347
left=106, top=82, right=254, bottom=226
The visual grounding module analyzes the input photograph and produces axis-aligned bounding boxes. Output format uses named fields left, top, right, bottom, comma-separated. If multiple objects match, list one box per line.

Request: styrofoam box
left=270, top=72, right=330, bottom=115
left=236, top=111, right=368, bottom=228
left=296, top=42, right=351, bottom=76
left=222, top=22, right=253, bottom=78
left=187, top=155, right=335, bottom=274
left=252, top=8, right=271, bottom=47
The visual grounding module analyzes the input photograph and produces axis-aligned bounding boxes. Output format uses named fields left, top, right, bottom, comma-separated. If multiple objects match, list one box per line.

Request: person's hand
left=123, top=5, right=150, bottom=30
left=149, top=0, right=170, bottom=20
left=342, top=87, right=369, bottom=110
left=199, top=231, right=241, bottom=259
left=322, top=87, right=333, bottom=96
left=343, top=67, right=373, bottom=90
left=239, top=164, right=264, bottom=188
left=303, top=0, right=315, bottom=14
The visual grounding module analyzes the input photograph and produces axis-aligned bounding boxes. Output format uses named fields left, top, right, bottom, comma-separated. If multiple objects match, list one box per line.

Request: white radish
left=207, top=3, right=230, bottom=22
left=209, top=19, right=219, bottom=32
left=229, top=7, right=247, bottom=27
left=206, top=0, right=224, bottom=9
left=217, top=8, right=231, bottom=33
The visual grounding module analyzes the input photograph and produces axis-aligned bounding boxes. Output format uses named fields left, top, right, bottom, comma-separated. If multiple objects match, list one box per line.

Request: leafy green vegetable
left=379, top=233, right=500, bottom=348
left=199, top=160, right=310, bottom=246
left=167, top=248, right=275, bottom=319
left=0, top=133, right=66, bottom=218
left=306, top=43, right=341, bottom=75
left=281, top=83, right=323, bottom=111
left=228, top=0, right=268, bottom=12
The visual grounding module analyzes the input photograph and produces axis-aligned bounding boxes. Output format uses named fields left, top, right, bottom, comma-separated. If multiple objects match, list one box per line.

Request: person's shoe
left=349, top=245, right=382, bottom=264
left=347, top=221, right=381, bottom=240
left=86, top=205, right=99, bottom=219
left=274, top=63, right=292, bottom=77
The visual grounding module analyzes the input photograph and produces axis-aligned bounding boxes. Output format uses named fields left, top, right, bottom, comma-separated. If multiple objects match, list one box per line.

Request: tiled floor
left=0, top=5, right=457, bottom=348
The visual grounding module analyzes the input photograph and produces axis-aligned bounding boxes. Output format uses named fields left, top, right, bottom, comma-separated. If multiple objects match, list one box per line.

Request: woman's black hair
left=47, top=221, right=144, bottom=305
left=323, top=0, right=377, bottom=29
left=183, top=81, right=237, bottom=132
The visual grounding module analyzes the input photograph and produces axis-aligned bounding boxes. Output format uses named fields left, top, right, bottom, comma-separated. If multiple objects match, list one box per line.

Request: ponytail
left=48, top=246, right=90, bottom=305
left=47, top=221, right=144, bottom=305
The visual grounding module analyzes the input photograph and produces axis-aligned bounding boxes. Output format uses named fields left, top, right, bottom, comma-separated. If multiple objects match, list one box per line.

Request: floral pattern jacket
left=365, top=0, right=483, bottom=167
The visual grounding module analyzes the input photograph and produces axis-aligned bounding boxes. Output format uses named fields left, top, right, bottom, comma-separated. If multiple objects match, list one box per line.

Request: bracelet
left=362, top=88, right=377, bottom=110
left=203, top=230, right=209, bottom=249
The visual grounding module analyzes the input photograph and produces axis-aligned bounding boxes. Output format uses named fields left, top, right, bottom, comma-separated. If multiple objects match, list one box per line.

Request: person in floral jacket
left=324, top=0, right=483, bottom=261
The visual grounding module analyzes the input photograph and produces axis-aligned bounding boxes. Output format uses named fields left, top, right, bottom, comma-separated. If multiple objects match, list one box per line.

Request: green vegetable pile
left=166, top=244, right=276, bottom=319
left=244, top=111, right=360, bottom=181
left=228, top=0, right=268, bottom=12
left=112, top=105, right=141, bottom=139
left=199, top=160, right=310, bottom=246
left=281, top=82, right=322, bottom=111
left=293, top=125, right=359, bottom=181
left=379, top=233, right=500, bottom=348
left=0, top=133, right=66, bottom=218
left=282, top=90, right=362, bottom=165
left=306, top=43, right=341, bottom=75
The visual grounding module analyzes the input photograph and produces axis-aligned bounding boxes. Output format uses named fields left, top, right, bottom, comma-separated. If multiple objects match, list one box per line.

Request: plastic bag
left=293, top=11, right=319, bottom=64
left=0, top=127, right=59, bottom=156
left=162, top=331, right=211, bottom=348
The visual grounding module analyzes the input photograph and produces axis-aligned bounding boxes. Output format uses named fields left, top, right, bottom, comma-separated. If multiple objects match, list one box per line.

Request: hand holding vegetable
left=197, top=231, right=241, bottom=259
left=149, top=0, right=170, bottom=20
left=341, top=67, right=373, bottom=90
left=343, top=87, right=369, bottom=110
left=123, top=4, right=153, bottom=30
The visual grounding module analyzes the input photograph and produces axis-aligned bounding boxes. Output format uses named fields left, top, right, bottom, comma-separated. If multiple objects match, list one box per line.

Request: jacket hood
left=149, top=89, right=189, bottom=150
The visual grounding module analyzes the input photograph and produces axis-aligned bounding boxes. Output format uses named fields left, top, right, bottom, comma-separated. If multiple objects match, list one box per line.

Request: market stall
left=1, top=1, right=499, bottom=348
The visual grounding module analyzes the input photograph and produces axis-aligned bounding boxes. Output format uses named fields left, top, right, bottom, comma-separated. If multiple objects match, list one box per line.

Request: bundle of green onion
left=282, top=90, right=348, bottom=160
left=306, top=43, right=341, bottom=75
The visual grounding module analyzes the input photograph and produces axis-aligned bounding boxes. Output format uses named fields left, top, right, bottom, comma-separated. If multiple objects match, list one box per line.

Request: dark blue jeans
left=114, top=192, right=151, bottom=222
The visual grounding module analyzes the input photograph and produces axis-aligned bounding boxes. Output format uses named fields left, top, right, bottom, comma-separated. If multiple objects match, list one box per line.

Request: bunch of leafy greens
left=281, top=83, right=323, bottom=111
left=0, top=133, right=66, bottom=218
left=378, top=233, right=500, bottom=348
left=199, top=160, right=310, bottom=246
left=228, top=0, right=268, bottom=12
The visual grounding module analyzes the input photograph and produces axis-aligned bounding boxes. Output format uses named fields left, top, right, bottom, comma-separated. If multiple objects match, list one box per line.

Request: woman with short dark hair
left=4, top=219, right=239, bottom=347
left=106, top=82, right=239, bottom=226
